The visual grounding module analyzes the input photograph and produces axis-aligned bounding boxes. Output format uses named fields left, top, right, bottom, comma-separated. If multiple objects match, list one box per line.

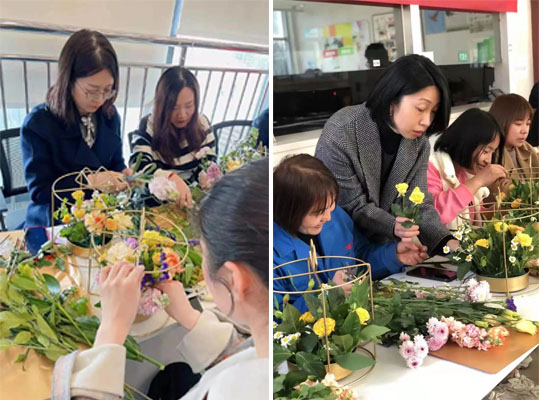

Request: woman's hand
left=394, top=217, right=420, bottom=242
left=332, top=270, right=353, bottom=295
left=94, top=261, right=145, bottom=346
left=88, top=171, right=127, bottom=192
left=156, top=281, right=200, bottom=330
left=396, top=241, right=429, bottom=265
left=169, top=174, right=193, bottom=208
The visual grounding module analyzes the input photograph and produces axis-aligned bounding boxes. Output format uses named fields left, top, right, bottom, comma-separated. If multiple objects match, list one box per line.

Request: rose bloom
left=299, top=311, right=315, bottom=324
left=313, top=318, right=336, bottom=338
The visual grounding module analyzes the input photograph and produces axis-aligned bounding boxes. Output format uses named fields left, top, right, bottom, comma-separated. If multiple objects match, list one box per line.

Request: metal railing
left=0, top=20, right=269, bottom=143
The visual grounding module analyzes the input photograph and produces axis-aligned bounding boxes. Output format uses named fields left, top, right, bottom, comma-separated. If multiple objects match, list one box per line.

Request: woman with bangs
left=489, top=94, right=539, bottom=194
left=130, top=67, right=216, bottom=207
left=273, top=154, right=428, bottom=313
left=427, top=109, right=506, bottom=230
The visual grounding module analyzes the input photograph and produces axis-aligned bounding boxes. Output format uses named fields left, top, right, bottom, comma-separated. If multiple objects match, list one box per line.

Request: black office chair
left=0, top=128, right=29, bottom=230
left=211, top=120, right=253, bottom=158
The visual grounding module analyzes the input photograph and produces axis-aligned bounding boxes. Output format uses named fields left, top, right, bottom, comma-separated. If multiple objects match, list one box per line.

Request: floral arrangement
left=273, top=277, right=389, bottom=381
left=372, top=279, right=538, bottom=348
left=197, top=128, right=266, bottom=190
left=98, top=225, right=202, bottom=316
left=448, top=220, right=538, bottom=279
left=53, top=190, right=132, bottom=248
left=148, top=175, right=180, bottom=203
left=494, top=179, right=539, bottom=221
left=274, top=372, right=359, bottom=400
left=392, top=183, right=424, bottom=228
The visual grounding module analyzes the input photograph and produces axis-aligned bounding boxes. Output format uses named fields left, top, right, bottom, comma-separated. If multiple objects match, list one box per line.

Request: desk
left=351, top=269, right=539, bottom=400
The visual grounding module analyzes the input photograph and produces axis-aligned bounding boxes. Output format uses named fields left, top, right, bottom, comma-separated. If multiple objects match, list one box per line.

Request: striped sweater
left=129, top=114, right=216, bottom=184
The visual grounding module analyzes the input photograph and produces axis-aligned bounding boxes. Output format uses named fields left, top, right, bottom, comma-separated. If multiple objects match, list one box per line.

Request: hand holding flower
left=396, top=241, right=429, bottom=265
left=94, top=261, right=145, bottom=346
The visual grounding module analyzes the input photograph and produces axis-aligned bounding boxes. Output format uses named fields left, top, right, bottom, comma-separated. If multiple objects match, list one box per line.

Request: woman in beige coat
left=489, top=94, right=539, bottom=195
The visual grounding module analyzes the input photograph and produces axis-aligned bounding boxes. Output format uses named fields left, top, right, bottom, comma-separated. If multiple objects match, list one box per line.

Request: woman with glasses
left=21, top=29, right=131, bottom=231
left=129, top=67, right=216, bottom=207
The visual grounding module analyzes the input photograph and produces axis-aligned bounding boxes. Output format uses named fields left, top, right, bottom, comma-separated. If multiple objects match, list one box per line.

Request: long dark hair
left=199, top=158, right=268, bottom=287
left=366, top=54, right=450, bottom=136
left=434, top=108, right=504, bottom=169
left=46, top=30, right=119, bottom=126
left=152, top=67, right=207, bottom=164
left=273, top=154, right=339, bottom=235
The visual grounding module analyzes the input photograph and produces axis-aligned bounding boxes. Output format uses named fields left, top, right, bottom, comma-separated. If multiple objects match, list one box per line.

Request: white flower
left=511, top=237, right=519, bottom=245
left=104, top=241, right=135, bottom=264
left=467, top=245, right=474, bottom=252
left=281, top=336, right=291, bottom=348
left=466, top=254, right=472, bottom=262
left=148, top=175, right=179, bottom=202
left=511, top=244, right=518, bottom=251
left=465, top=228, right=472, bottom=234
left=272, top=321, right=277, bottom=329
left=454, top=232, right=463, bottom=240
left=509, top=256, right=517, bottom=264
left=443, top=246, right=450, bottom=254
left=530, top=246, right=534, bottom=251
left=466, top=280, right=491, bottom=302
left=320, top=283, right=331, bottom=290
left=413, top=335, right=429, bottom=358
left=531, top=217, right=537, bottom=222
left=273, top=331, right=284, bottom=340
left=453, top=256, right=461, bottom=261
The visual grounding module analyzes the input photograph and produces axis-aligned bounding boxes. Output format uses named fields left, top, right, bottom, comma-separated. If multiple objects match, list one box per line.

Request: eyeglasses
left=76, top=81, right=116, bottom=101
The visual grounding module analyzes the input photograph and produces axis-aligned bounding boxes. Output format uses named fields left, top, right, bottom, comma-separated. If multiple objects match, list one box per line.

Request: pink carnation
left=406, top=356, right=424, bottom=369
left=399, top=340, right=416, bottom=359
left=148, top=176, right=179, bottom=202
left=427, top=335, right=447, bottom=351
left=399, top=332, right=410, bottom=342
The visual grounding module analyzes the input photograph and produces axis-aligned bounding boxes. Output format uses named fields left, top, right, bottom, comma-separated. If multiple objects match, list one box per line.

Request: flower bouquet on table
left=447, top=220, right=538, bottom=285
left=0, top=250, right=163, bottom=399
left=53, top=190, right=133, bottom=250
left=273, top=277, right=389, bottom=384
left=391, top=183, right=424, bottom=228
left=371, top=279, right=538, bottom=368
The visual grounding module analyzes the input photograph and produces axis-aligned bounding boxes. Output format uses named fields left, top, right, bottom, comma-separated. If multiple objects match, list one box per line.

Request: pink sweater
left=427, top=161, right=474, bottom=225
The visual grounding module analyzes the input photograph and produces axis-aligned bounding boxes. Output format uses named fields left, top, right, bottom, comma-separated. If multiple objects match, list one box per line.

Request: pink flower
left=148, top=176, right=179, bottom=202
left=465, top=279, right=491, bottom=302
left=406, top=356, right=424, bottom=369
left=138, top=287, right=169, bottom=316
left=427, top=335, right=447, bottom=351
left=414, top=290, right=426, bottom=299
left=207, top=162, right=222, bottom=181
left=399, top=332, right=410, bottom=342
left=399, top=340, right=416, bottom=359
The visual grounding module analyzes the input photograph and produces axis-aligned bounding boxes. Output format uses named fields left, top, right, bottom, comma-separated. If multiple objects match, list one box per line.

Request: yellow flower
left=152, top=252, right=162, bottom=265
left=395, top=183, right=409, bottom=196
left=355, top=308, right=370, bottom=325
left=475, top=239, right=489, bottom=249
left=408, top=186, right=425, bottom=205
left=494, top=222, right=508, bottom=232
left=73, top=208, right=85, bottom=220
left=313, top=318, right=336, bottom=338
left=508, top=225, right=524, bottom=235
left=511, top=198, right=522, bottom=208
left=515, top=233, right=532, bottom=247
left=62, top=214, right=71, bottom=224
left=71, top=190, right=85, bottom=202
left=496, top=192, right=506, bottom=201
left=299, top=311, right=315, bottom=324
left=509, top=184, right=516, bottom=190
left=226, top=157, right=242, bottom=172
left=112, top=213, right=133, bottom=231
left=105, top=218, right=119, bottom=231
left=83, top=210, right=107, bottom=234
left=141, top=230, right=175, bottom=248
left=514, top=320, right=537, bottom=335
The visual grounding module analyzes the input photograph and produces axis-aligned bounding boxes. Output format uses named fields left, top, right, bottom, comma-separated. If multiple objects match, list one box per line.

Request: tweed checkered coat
left=315, top=103, right=450, bottom=254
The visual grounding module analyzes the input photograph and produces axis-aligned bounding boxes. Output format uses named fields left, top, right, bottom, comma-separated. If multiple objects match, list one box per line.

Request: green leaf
left=335, top=352, right=375, bottom=370
left=37, top=334, right=50, bottom=348
left=279, top=303, right=301, bottom=333
left=13, top=331, right=32, bottom=345
left=0, top=311, right=32, bottom=330
left=43, top=274, right=61, bottom=295
left=341, top=311, right=362, bottom=341
left=43, top=344, right=67, bottom=361
left=10, top=276, right=38, bottom=291
left=0, top=339, right=12, bottom=351
left=54, top=257, right=66, bottom=271
left=273, top=374, right=286, bottom=393
left=359, top=325, right=390, bottom=342
left=401, top=221, right=413, bottom=229
left=304, top=293, right=321, bottom=319
left=33, top=310, right=58, bottom=342
left=349, top=276, right=369, bottom=309
left=296, top=331, right=318, bottom=353
left=332, top=334, right=354, bottom=353
left=457, top=263, right=472, bottom=280
left=283, top=370, right=309, bottom=391
left=15, top=352, right=28, bottom=364
left=295, top=352, right=326, bottom=380
left=273, top=342, right=292, bottom=365
left=327, top=283, right=345, bottom=313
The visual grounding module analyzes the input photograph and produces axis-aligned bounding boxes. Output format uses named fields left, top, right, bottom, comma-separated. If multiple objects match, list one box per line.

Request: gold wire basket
left=455, top=201, right=539, bottom=293
left=273, top=241, right=377, bottom=385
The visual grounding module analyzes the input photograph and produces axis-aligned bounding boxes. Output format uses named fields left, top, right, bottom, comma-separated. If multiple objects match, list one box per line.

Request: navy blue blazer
left=21, top=103, right=126, bottom=229
left=273, top=206, right=403, bottom=313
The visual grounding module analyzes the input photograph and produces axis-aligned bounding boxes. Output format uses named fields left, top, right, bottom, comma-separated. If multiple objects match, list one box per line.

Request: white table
left=351, top=268, right=539, bottom=400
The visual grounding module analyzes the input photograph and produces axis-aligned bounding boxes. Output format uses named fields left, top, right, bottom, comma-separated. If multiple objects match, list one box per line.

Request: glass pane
left=273, top=0, right=403, bottom=76
left=273, top=10, right=285, bottom=38
left=421, top=10, right=501, bottom=65
left=273, top=40, right=291, bottom=76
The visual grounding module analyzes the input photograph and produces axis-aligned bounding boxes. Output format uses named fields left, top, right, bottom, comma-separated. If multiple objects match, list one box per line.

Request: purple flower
left=160, top=252, right=166, bottom=262
left=505, top=297, right=517, bottom=311
left=188, top=239, right=200, bottom=246
left=126, top=237, right=139, bottom=250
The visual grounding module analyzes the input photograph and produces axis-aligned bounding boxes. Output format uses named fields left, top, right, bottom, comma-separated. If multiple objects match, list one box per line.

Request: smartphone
left=406, top=266, right=457, bottom=282
left=24, top=227, right=49, bottom=256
